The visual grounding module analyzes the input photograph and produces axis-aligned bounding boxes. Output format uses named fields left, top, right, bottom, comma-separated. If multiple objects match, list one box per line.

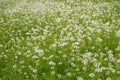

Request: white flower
left=33, top=69, right=37, bottom=73
left=51, top=66, right=55, bottom=70
left=89, top=73, right=95, bottom=78
left=75, top=68, right=80, bottom=71
left=116, top=46, right=120, bottom=51
left=26, top=76, right=29, bottom=78
left=48, top=55, right=54, bottom=59
left=15, top=56, right=18, bottom=59
left=83, top=67, right=87, bottom=71
left=57, top=74, right=62, bottom=78
left=50, top=44, right=57, bottom=49
left=35, top=49, right=44, bottom=57
left=20, top=61, right=25, bottom=64
left=32, top=55, right=38, bottom=59
left=63, top=54, right=67, bottom=58
left=24, top=72, right=27, bottom=75
left=104, top=47, right=109, bottom=50
left=96, top=37, right=103, bottom=42
left=95, top=68, right=102, bottom=72
left=58, top=62, right=62, bottom=65
left=55, top=18, right=61, bottom=23
left=117, top=71, right=120, bottom=74
left=106, top=77, right=111, bottom=80
left=107, top=50, right=113, bottom=54
left=67, top=72, right=71, bottom=76
left=91, top=46, right=95, bottom=49
left=0, top=44, right=3, bottom=48
left=116, top=30, right=120, bottom=37
left=71, top=62, right=76, bottom=67
left=117, top=59, right=120, bottom=63
left=105, top=71, right=110, bottom=75
left=13, top=64, right=16, bottom=69
left=51, top=71, right=55, bottom=75
left=49, top=61, right=56, bottom=66
left=96, top=28, right=102, bottom=33
left=100, top=52, right=105, bottom=57
left=77, top=76, right=84, bottom=80
left=71, top=57, right=75, bottom=61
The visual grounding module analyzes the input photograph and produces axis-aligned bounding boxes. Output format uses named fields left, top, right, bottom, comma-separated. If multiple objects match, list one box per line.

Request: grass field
left=0, top=0, right=120, bottom=80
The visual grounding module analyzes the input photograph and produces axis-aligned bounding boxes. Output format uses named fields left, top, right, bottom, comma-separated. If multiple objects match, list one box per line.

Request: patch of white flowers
left=0, top=0, right=119, bottom=80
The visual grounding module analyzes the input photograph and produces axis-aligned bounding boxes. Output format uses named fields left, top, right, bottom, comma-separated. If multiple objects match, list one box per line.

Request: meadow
left=0, top=0, right=120, bottom=80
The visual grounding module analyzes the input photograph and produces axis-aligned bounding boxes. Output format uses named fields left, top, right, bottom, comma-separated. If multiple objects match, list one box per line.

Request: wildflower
left=96, top=37, right=103, bottom=42
left=67, top=72, right=71, bottom=76
left=100, top=52, right=105, bottom=57
left=95, top=68, right=102, bottom=73
left=33, top=69, right=37, bottom=73
left=106, top=77, right=111, bottom=80
left=63, top=54, right=67, bottom=58
left=104, top=47, right=109, bottom=50
left=49, top=61, right=56, bottom=66
left=50, top=44, right=57, bottom=49
left=48, top=55, right=54, bottom=59
left=117, top=71, right=120, bottom=74
left=107, top=50, right=113, bottom=54
left=42, top=73, right=45, bottom=75
left=57, top=74, right=62, bottom=78
left=116, top=46, right=120, bottom=51
left=71, top=62, right=76, bottom=67
left=77, top=76, right=84, bottom=80
left=13, top=64, right=16, bottom=69
left=51, top=66, right=55, bottom=70
left=116, top=30, right=120, bottom=37
left=117, top=59, right=120, bottom=63
left=110, top=68, right=115, bottom=73
left=83, top=67, right=87, bottom=71
left=32, top=55, right=38, bottom=59
left=0, top=44, right=3, bottom=48
left=19, top=61, right=25, bottom=64
left=55, top=18, right=61, bottom=23
left=24, top=72, right=27, bottom=75
left=58, top=51, right=62, bottom=54
left=105, top=71, right=110, bottom=75
left=89, top=73, right=95, bottom=78
left=15, top=56, right=18, bottom=59
left=51, top=71, right=55, bottom=75
left=71, top=57, right=75, bottom=61
left=91, top=46, right=95, bottom=49
left=58, top=62, right=62, bottom=65
left=75, top=67, right=80, bottom=71
left=82, top=59, right=88, bottom=65
left=95, top=54, right=99, bottom=57
left=26, top=76, right=29, bottom=78
left=17, top=52, right=22, bottom=55
left=35, top=49, right=44, bottom=57
left=96, top=28, right=102, bottom=33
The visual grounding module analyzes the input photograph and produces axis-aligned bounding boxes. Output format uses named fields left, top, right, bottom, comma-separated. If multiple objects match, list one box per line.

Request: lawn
left=0, top=0, right=120, bottom=80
